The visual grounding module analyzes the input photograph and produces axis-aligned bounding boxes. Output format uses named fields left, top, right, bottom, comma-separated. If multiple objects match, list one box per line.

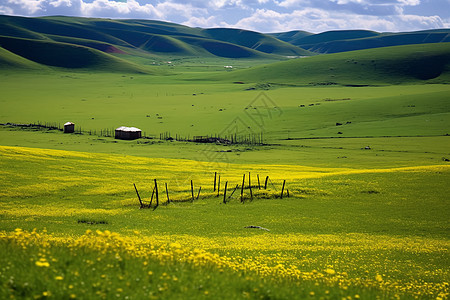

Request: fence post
left=191, top=180, right=194, bottom=202
left=214, top=172, right=217, bottom=192
left=264, top=176, right=269, bottom=189
left=241, top=174, right=245, bottom=203
left=249, top=172, right=253, bottom=200
left=154, top=179, right=159, bottom=208
left=133, top=184, right=143, bottom=208
left=217, top=175, right=221, bottom=197
left=165, top=183, right=170, bottom=203
left=223, top=181, right=228, bottom=204
left=257, top=174, right=261, bottom=189
left=281, top=180, right=286, bottom=199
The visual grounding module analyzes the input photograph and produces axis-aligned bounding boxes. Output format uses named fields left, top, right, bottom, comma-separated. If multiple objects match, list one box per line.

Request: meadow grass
left=0, top=54, right=449, bottom=299
left=0, top=71, right=448, bottom=141
left=0, top=145, right=448, bottom=299
left=221, top=43, right=450, bottom=85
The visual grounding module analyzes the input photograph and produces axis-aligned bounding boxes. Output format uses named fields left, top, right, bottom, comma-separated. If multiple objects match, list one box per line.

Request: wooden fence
left=134, top=171, right=290, bottom=209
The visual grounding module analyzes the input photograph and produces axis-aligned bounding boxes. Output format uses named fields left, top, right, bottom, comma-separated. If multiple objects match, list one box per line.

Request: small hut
left=115, top=126, right=142, bottom=140
left=64, top=122, right=75, bottom=133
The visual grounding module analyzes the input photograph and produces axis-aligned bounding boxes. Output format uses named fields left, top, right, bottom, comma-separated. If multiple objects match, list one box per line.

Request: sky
left=0, top=0, right=448, bottom=33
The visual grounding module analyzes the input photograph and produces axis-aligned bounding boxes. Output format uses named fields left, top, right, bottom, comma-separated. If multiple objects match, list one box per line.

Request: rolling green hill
left=272, top=30, right=379, bottom=47
left=221, top=43, right=450, bottom=85
left=269, top=30, right=314, bottom=43
left=0, top=22, right=50, bottom=40
left=0, top=14, right=448, bottom=73
left=272, top=29, right=450, bottom=54
left=304, top=30, right=450, bottom=54
left=140, top=35, right=199, bottom=55
left=0, top=46, right=47, bottom=70
left=0, top=14, right=311, bottom=66
left=0, top=35, right=152, bottom=73
left=46, top=35, right=128, bottom=54
left=202, top=28, right=312, bottom=56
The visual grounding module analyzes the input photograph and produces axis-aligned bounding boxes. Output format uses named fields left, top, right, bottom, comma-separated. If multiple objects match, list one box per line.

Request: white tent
left=115, top=126, right=142, bottom=140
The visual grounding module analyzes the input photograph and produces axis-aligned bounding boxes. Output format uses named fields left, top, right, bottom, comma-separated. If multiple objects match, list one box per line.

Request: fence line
left=134, top=172, right=290, bottom=209
left=1, top=122, right=264, bottom=145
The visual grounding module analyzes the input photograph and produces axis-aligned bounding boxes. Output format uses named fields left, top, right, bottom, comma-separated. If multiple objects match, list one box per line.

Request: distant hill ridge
left=220, top=43, right=450, bottom=85
left=270, top=29, right=450, bottom=53
left=0, top=14, right=312, bottom=70
left=0, top=15, right=448, bottom=73
left=0, top=35, right=152, bottom=73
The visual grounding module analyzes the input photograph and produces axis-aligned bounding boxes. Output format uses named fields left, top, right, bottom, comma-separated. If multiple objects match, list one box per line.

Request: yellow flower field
left=0, top=145, right=449, bottom=299
left=1, top=229, right=448, bottom=299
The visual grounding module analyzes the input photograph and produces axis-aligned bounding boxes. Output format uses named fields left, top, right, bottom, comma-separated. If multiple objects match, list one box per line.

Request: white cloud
left=183, top=15, right=219, bottom=28
left=330, top=0, right=420, bottom=4
left=393, top=13, right=445, bottom=30
left=231, top=7, right=446, bottom=32
left=6, top=0, right=46, bottom=14
left=209, top=0, right=239, bottom=9
left=0, top=5, right=14, bottom=14
left=49, top=0, right=72, bottom=8
left=206, top=0, right=271, bottom=10
left=277, top=0, right=423, bottom=16
left=331, top=0, right=363, bottom=4
left=155, top=2, right=208, bottom=19
left=276, top=0, right=307, bottom=8
left=78, top=0, right=161, bottom=18
left=0, top=0, right=447, bottom=33
left=398, top=0, right=421, bottom=5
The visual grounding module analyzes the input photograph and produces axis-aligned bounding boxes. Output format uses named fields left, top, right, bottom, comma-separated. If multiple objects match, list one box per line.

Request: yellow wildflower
left=325, top=268, right=336, bottom=275
left=35, top=259, right=50, bottom=267
left=170, top=242, right=182, bottom=249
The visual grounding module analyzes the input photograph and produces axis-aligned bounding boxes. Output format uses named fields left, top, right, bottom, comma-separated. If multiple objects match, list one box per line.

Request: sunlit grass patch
left=2, top=145, right=448, bottom=203
left=0, top=206, right=126, bottom=218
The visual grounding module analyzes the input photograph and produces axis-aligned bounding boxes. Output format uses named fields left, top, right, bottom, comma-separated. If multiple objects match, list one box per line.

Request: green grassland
left=223, top=43, right=450, bottom=85
left=0, top=20, right=450, bottom=299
